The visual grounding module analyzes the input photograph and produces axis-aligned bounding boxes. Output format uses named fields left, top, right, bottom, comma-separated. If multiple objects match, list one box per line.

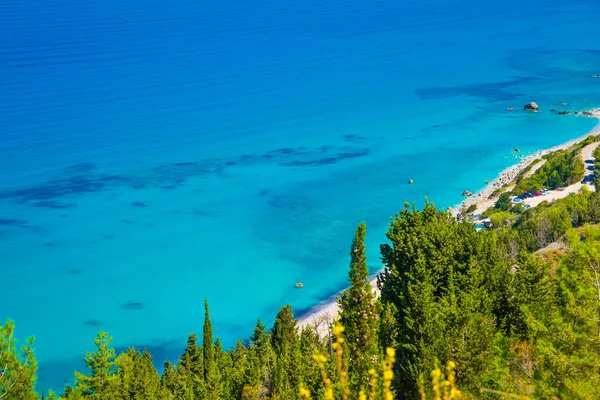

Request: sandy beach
left=297, top=274, right=381, bottom=335
left=297, top=110, right=600, bottom=333
left=454, top=111, right=600, bottom=217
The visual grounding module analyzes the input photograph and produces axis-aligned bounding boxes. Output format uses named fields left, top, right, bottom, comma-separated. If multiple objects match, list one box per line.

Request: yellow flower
left=299, top=387, right=311, bottom=399
left=359, top=391, right=367, bottom=400
left=324, top=388, right=334, bottom=400
left=368, top=368, right=376, bottom=375
left=384, top=370, right=394, bottom=380
left=386, top=347, right=396, bottom=358
left=332, top=325, right=345, bottom=336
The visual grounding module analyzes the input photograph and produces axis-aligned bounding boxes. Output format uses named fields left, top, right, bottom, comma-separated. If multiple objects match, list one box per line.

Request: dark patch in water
left=62, top=163, right=96, bottom=174
left=0, top=218, right=27, bottom=226
left=271, top=148, right=297, bottom=155
left=83, top=319, right=102, bottom=327
left=120, top=219, right=135, bottom=224
left=103, top=234, right=116, bottom=241
left=67, top=268, right=83, bottom=274
left=279, top=149, right=370, bottom=166
left=1, top=176, right=105, bottom=202
left=257, top=189, right=270, bottom=197
left=172, top=162, right=197, bottom=167
left=33, top=200, right=76, bottom=209
left=192, top=209, right=213, bottom=217
left=416, top=76, right=538, bottom=102
left=43, top=242, right=55, bottom=247
left=343, top=134, right=369, bottom=143
left=132, top=201, right=147, bottom=208
left=114, top=338, right=181, bottom=365
left=122, top=302, right=144, bottom=310
left=225, top=161, right=237, bottom=166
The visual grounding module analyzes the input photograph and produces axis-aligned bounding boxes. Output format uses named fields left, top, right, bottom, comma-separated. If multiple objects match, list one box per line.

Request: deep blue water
left=2, top=0, right=600, bottom=391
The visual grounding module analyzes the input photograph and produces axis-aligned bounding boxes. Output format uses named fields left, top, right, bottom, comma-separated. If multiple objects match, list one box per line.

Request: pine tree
left=73, top=331, right=118, bottom=399
left=116, top=348, right=161, bottom=399
left=0, top=320, right=38, bottom=400
left=337, top=222, right=380, bottom=393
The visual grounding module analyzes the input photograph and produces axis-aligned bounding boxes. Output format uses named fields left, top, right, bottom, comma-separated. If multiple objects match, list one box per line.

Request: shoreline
left=297, top=110, right=600, bottom=331
left=453, top=111, right=600, bottom=216
left=297, top=273, right=381, bottom=334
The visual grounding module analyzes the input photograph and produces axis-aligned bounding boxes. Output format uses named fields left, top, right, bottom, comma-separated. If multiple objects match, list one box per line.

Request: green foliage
left=465, top=204, right=477, bottom=214
left=494, top=192, right=512, bottom=211
left=513, top=148, right=585, bottom=194
left=72, top=331, right=119, bottom=398
left=0, top=320, right=38, bottom=400
left=10, top=180, right=600, bottom=399
left=379, top=202, right=502, bottom=397
left=116, top=348, right=162, bottom=399
left=337, top=223, right=380, bottom=394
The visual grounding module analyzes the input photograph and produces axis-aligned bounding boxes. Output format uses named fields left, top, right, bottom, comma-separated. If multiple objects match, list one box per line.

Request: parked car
left=534, top=192, right=541, bottom=196
left=512, top=197, right=524, bottom=203
left=524, top=204, right=531, bottom=210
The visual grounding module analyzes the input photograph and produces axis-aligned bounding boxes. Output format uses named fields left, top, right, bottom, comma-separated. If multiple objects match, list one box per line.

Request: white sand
left=456, top=111, right=600, bottom=217
left=297, top=275, right=380, bottom=336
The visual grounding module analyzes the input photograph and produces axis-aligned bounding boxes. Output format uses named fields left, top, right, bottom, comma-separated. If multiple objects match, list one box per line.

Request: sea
left=1, top=0, right=600, bottom=391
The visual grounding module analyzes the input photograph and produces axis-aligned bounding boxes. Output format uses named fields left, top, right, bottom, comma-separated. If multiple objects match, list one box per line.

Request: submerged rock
left=524, top=102, right=540, bottom=111
left=408, top=179, right=414, bottom=184
left=462, top=190, right=473, bottom=197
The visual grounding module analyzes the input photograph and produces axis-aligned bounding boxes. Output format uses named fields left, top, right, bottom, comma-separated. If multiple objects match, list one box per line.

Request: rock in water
left=408, top=179, right=414, bottom=184
left=524, top=102, right=540, bottom=111
left=462, top=190, right=473, bottom=197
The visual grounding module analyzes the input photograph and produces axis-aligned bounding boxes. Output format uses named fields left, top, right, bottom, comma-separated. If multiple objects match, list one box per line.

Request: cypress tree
left=337, top=222, right=380, bottom=393
left=203, top=298, right=213, bottom=383
left=271, top=305, right=300, bottom=399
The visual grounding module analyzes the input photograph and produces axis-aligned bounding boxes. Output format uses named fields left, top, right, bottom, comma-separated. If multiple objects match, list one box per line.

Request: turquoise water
left=2, top=0, right=600, bottom=390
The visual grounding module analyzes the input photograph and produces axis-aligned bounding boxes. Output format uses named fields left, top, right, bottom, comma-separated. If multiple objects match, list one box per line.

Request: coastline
left=297, top=111, right=600, bottom=332
left=297, top=273, right=381, bottom=334
left=453, top=111, right=600, bottom=216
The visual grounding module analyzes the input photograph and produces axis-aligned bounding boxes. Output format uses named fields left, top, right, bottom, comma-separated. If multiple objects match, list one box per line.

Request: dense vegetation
left=511, top=136, right=594, bottom=195
left=4, top=190, right=600, bottom=398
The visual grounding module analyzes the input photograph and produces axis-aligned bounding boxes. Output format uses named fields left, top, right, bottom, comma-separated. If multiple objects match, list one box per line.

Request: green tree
left=0, top=320, right=38, bottom=400
left=73, top=331, right=119, bottom=399
left=271, top=305, right=301, bottom=399
left=116, top=348, right=161, bottom=399
left=379, top=202, right=498, bottom=398
left=203, top=298, right=220, bottom=399
left=495, top=192, right=512, bottom=211
left=337, top=222, right=380, bottom=393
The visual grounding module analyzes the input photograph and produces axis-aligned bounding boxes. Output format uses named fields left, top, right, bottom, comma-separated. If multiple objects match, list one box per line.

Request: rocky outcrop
left=524, top=102, right=540, bottom=111
left=462, top=190, right=473, bottom=197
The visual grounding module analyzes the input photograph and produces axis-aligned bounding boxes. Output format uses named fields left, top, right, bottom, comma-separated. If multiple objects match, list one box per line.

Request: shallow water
left=1, top=0, right=600, bottom=390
